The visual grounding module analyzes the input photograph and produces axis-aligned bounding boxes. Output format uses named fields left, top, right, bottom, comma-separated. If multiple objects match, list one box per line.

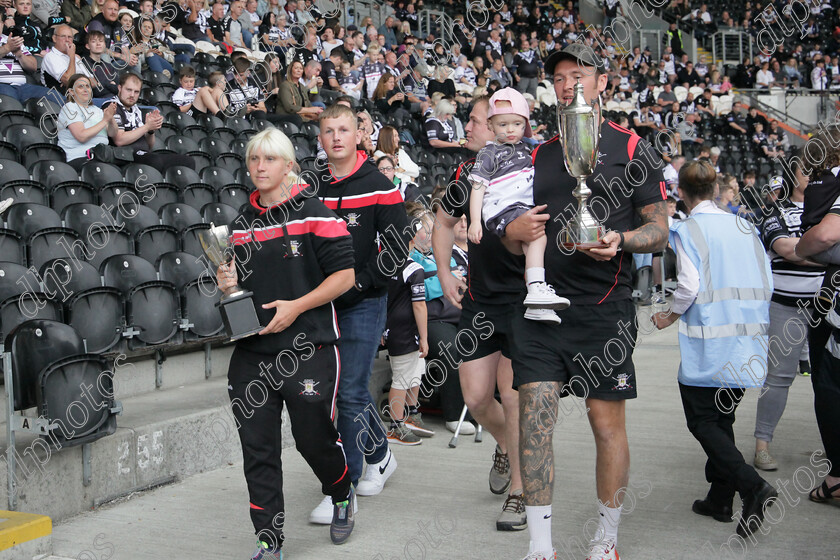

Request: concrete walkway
left=48, top=308, right=838, bottom=560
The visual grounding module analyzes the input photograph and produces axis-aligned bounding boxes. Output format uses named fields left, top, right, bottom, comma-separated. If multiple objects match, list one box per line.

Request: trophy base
left=219, top=291, right=263, bottom=341
left=559, top=241, right=605, bottom=250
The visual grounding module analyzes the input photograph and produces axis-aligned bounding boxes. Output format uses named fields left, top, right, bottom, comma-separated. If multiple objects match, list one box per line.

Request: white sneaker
left=356, top=448, right=397, bottom=496
left=445, top=420, right=476, bottom=435
left=523, top=282, right=570, bottom=310
left=0, top=198, right=14, bottom=215
left=585, top=538, right=618, bottom=560
left=309, top=493, right=358, bottom=525
left=524, top=308, right=562, bottom=324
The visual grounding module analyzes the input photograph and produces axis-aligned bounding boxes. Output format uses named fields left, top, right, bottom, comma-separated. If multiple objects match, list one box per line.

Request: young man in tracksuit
left=308, top=103, right=413, bottom=524
left=218, top=129, right=356, bottom=559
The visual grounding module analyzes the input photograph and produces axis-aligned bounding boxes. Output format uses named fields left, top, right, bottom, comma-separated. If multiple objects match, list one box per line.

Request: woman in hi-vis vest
left=653, top=160, right=777, bottom=540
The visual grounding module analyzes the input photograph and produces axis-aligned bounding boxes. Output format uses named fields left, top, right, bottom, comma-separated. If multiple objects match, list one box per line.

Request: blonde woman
left=216, top=127, right=356, bottom=558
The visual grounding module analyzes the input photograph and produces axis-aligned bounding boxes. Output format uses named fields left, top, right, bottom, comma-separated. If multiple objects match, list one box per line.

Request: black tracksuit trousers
left=228, top=343, right=351, bottom=548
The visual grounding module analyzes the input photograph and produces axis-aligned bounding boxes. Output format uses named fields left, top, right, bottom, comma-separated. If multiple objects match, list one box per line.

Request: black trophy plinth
left=218, top=290, right=263, bottom=341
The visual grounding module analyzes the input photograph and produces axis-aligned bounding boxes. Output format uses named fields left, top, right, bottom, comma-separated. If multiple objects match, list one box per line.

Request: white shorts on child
left=389, top=352, right=425, bottom=391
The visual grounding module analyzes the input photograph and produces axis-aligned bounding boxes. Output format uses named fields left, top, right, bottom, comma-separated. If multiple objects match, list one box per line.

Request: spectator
left=374, top=125, right=420, bottom=190
left=88, top=0, right=136, bottom=70
left=105, top=72, right=195, bottom=170
left=756, top=62, right=775, bottom=88
left=427, top=64, right=466, bottom=104
left=424, top=99, right=463, bottom=151
left=206, top=1, right=232, bottom=52
left=132, top=16, right=177, bottom=77
left=320, top=49, right=343, bottom=91
left=13, top=0, right=65, bottom=55
left=373, top=73, right=411, bottom=121
left=0, top=17, right=64, bottom=104
left=360, top=43, right=386, bottom=98
left=238, top=0, right=259, bottom=48
left=171, top=65, right=199, bottom=114
left=657, top=82, right=678, bottom=106
left=164, top=0, right=205, bottom=44
left=42, top=24, right=94, bottom=90
left=276, top=59, right=322, bottom=125
left=57, top=73, right=116, bottom=170
left=81, top=30, right=119, bottom=99
left=513, top=39, right=540, bottom=97
left=320, top=25, right=341, bottom=57
left=191, top=70, right=228, bottom=117
left=61, top=0, right=91, bottom=31
left=301, top=58, right=326, bottom=107
left=376, top=154, right=420, bottom=202
left=378, top=15, right=397, bottom=50
left=225, top=0, right=248, bottom=50
left=258, top=11, right=289, bottom=53
left=811, top=59, right=827, bottom=90
left=337, top=59, right=363, bottom=99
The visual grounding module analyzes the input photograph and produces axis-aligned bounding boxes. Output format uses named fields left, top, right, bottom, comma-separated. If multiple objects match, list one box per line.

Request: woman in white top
left=57, top=74, right=117, bottom=171
left=373, top=125, right=420, bottom=188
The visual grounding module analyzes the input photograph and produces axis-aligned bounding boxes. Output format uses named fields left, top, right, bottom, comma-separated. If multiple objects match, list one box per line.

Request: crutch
left=448, top=404, right=469, bottom=448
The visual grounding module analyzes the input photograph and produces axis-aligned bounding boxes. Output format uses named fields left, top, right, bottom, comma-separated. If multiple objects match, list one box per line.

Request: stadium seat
left=37, top=352, right=118, bottom=447
left=180, top=223, right=210, bottom=257
left=234, top=167, right=254, bottom=189
left=85, top=227, right=133, bottom=271
left=182, top=183, right=215, bottom=212
left=188, top=151, right=212, bottom=172
left=7, top=319, right=85, bottom=411
left=101, top=254, right=180, bottom=347
left=199, top=137, right=231, bottom=159
left=1, top=180, right=48, bottom=205
left=218, top=185, right=250, bottom=209
left=0, top=261, right=33, bottom=304
left=0, top=141, right=18, bottom=161
left=0, top=94, right=24, bottom=113
left=81, top=161, right=124, bottom=186
left=293, top=140, right=313, bottom=160
left=6, top=203, right=62, bottom=239
left=200, top=167, right=237, bottom=190
left=32, top=160, right=79, bottom=188
left=201, top=202, right=238, bottom=226
left=196, top=113, right=225, bottom=131
left=159, top=202, right=203, bottom=232
left=38, top=258, right=125, bottom=354
left=4, top=123, right=49, bottom=151
left=0, top=229, right=24, bottom=265
left=0, top=291, right=61, bottom=340
left=279, top=121, right=300, bottom=136
left=114, top=201, right=159, bottom=234
left=0, top=158, right=30, bottom=182
left=139, top=182, right=180, bottom=213
left=157, top=251, right=223, bottom=339
left=165, top=135, right=201, bottom=154
left=62, top=203, right=115, bottom=239
left=123, top=163, right=165, bottom=187
left=300, top=122, right=320, bottom=139
left=135, top=225, right=180, bottom=264
left=166, top=112, right=197, bottom=131
left=155, top=101, right=180, bottom=117
left=0, top=110, right=35, bottom=129
left=98, top=182, right=137, bottom=211
left=216, top=153, right=244, bottom=169
left=209, top=128, right=236, bottom=145
left=229, top=139, right=248, bottom=158
left=165, top=165, right=202, bottom=189
left=226, top=117, right=255, bottom=135
left=181, top=125, right=208, bottom=142
left=157, top=123, right=178, bottom=143
left=27, top=228, right=81, bottom=270
left=22, top=144, right=66, bottom=169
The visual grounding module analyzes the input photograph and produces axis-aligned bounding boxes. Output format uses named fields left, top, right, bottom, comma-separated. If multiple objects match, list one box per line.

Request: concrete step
left=0, top=510, right=51, bottom=560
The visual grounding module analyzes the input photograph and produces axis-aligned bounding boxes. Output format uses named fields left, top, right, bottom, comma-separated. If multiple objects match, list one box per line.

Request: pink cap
left=488, top=88, right=532, bottom=137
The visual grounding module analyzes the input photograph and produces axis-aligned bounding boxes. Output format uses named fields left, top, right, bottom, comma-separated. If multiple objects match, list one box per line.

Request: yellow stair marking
left=0, top=511, right=52, bottom=551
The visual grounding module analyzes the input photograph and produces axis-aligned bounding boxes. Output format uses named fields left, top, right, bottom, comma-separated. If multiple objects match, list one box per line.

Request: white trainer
left=524, top=308, right=562, bottom=324
left=309, top=493, right=358, bottom=525
left=445, top=420, right=476, bottom=435
left=585, top=538, right=619, bottom=560
left=356, top=448, right=397, bottom=496
left=521, top=550, right=556, bottom=560
left=523, top=282, right=570, bottom=310
left=0, top=198, right=14, bottom=216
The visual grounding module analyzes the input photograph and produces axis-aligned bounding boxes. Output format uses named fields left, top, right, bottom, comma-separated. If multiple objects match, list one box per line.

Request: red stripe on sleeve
left=659, top=181, right=667, bottom=199
left=627, top=133, right=640, bottom=160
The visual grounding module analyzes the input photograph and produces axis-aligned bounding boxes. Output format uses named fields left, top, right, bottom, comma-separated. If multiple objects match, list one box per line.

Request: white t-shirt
left=42, top=48, right=93, bottom=86
left=57, top=102, right=109, bottom=161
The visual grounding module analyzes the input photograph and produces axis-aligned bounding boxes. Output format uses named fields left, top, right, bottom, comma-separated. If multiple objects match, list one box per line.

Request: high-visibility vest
left=670, top=213, right=773, bottom=388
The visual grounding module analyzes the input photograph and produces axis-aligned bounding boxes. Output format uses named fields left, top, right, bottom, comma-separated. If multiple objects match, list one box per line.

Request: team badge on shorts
left=612, top=373, right=633, bottom=391
left=345, top=213, right=361, bottom=227
left=299, top=379, right=320, bottom=396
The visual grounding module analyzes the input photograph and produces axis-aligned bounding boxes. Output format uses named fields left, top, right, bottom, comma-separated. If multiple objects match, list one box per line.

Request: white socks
left=525, top=267, right=545, bottom=285
left=525, top=504, right=553, bottom=554
left=594, top=501, right=622, bottom=543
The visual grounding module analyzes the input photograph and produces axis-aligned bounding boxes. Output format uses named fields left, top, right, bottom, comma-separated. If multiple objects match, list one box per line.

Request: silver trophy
left=198, top=223, right=263, bottom=341
left=557, top=79, right=605, bottom=249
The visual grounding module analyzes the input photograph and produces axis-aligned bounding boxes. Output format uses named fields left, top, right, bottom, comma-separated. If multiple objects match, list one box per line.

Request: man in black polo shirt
left=432, top=96, right=530, bottom=532
left=504, top=44, right=668, bottom=560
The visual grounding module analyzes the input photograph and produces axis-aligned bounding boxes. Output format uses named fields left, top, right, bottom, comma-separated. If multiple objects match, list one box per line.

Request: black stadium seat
left=62, top=203, right=115, bottom=239
left=200, top=166, right=237, bottom=189
left=0, top=229, right=24, bottom=265
left=124, top=163, right=165, bottom=187
left=159, top=202, right=203, bottom=232
left=209, top=128, right=236, bottom=145
left=165, top=166, right=202, bottom=189
left=0, top=159, right=30, bottom=182
left=98, top=182, right=137, bottom=211
left=189, top=151, right=212, bottom=173
left=49, top=181, right=98, bottom=214
left=22, top=144, right=66, bottom=169
left=81, top=161, right=124, bottom=187
left=198, top=137, right=231, bottom=159
left=181, top=223, right=210, bottom=257
left=39, top=259, right=125, bottom=354
left=165, top=135, right=201, bottom=154
left=182, top=183, right=215, bottom=212
left=216, top=153, right=244, bottom=169
left=0, top=110, right=35, bottom=129
left=7, top=319, right=85, bottom=411
left=201, top=202, right=238, bottom=226
left=32, top=161, right=80, bottom=188
left=0, top=291, right=61, bottom=340
left=87, top=227, right=133, bottom=271
left=135, top=225, right=180, bottom=264
left=4, top=123, right=50, bottom=151
left=218, top=185, right=250, bottom=209
left=114, top=202, right=159, bottom=235
left=1, top=180, right=47, bottom=205
left=0, top=94, right=24, bottom=114
left=101, top=254, right=180, bottom=348
left=181, top=125, right=207, bottom=142
left=0, top=141, right=18, bottom=161
left=6, top=203, right=62, bottom=240
left=157, top=251, right=223, bottom=339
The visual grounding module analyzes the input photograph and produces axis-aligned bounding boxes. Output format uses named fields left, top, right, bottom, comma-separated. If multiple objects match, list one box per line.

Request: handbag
left=88, top=143, right=135, bottom=165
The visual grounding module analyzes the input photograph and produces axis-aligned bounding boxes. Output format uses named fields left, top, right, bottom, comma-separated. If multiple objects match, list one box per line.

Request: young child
left=171, top=66, right=198, bottom=115
left=382, top=202, right=431, bottom=444
left=469, top=87, right=569, bottom=324
left=337, top=60, right=364, bottom=100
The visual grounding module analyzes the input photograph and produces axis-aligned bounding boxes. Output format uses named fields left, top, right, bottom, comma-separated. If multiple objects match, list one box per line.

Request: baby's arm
left=468, top=179, right=485, bottom=244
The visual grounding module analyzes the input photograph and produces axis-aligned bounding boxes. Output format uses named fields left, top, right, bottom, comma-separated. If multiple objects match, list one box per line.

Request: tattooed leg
left=519, top=381, right=562, bottom=506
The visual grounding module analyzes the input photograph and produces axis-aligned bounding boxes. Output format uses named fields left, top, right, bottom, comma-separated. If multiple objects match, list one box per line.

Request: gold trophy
left=557, top=79, right=605, bottom=249
left=198, top=223, right=263, bottom=341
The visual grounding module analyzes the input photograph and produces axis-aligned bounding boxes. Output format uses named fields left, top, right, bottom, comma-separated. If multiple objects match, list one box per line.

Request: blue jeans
left=0, top=83, right=65, bottom=106
left=168, top=41, right=195, bottom=64
left=242, top=29, right=254, bottom=49
left=335, top=295, right=389, bottom=485
left=145, top=54, right=174, bottom=74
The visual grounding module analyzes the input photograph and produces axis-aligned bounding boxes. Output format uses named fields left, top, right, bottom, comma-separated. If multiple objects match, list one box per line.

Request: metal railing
left=341, top=0, right=384, bottom=31
left=711, top=31, right=754, bottom=67
left=733, top=88, right=839, bottom=136
left=419, top=9, right=455, bottom=50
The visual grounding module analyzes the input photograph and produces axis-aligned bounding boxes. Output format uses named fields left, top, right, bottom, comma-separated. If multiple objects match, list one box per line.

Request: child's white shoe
left=523, top=282, right=570, bottom=310
left=524, top=308, right=562, bottom=324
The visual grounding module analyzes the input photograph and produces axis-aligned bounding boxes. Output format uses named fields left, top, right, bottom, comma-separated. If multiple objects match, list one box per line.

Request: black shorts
left=486, top=203, right=532, bottom=238
left=457, top=297, right=517, bottom=362
left=511, top=299, right=639, bottom=400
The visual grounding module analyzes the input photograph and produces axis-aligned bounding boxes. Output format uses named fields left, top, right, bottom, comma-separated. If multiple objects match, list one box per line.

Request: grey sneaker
left=330, top=488, right=355, bottom=545
left=496, top=491, right=527, bottom=531
left=754, top=448, right=778, bottom=471
left=387, top=422, right=422, bottom=446
left=489, top=444, right=511, bottom=495
left=405, top=412, right=435, bottom=437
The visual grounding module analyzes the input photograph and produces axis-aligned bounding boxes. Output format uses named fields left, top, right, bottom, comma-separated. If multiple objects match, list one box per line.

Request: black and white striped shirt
left=760, top=198, right=825, bottom=306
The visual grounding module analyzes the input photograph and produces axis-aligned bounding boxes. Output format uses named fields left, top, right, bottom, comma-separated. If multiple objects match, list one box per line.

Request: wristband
left=617, top=231, right=625, bottom=250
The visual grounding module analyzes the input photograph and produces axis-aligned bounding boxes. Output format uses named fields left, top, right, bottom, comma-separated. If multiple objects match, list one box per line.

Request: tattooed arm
left=519, top=381, right=561, bottom=506
left=582, top=200, right=669, bottom=261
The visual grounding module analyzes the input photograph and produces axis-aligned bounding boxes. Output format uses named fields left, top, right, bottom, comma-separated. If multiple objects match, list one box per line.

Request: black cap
left=544, top=43, right=609, bottom=75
